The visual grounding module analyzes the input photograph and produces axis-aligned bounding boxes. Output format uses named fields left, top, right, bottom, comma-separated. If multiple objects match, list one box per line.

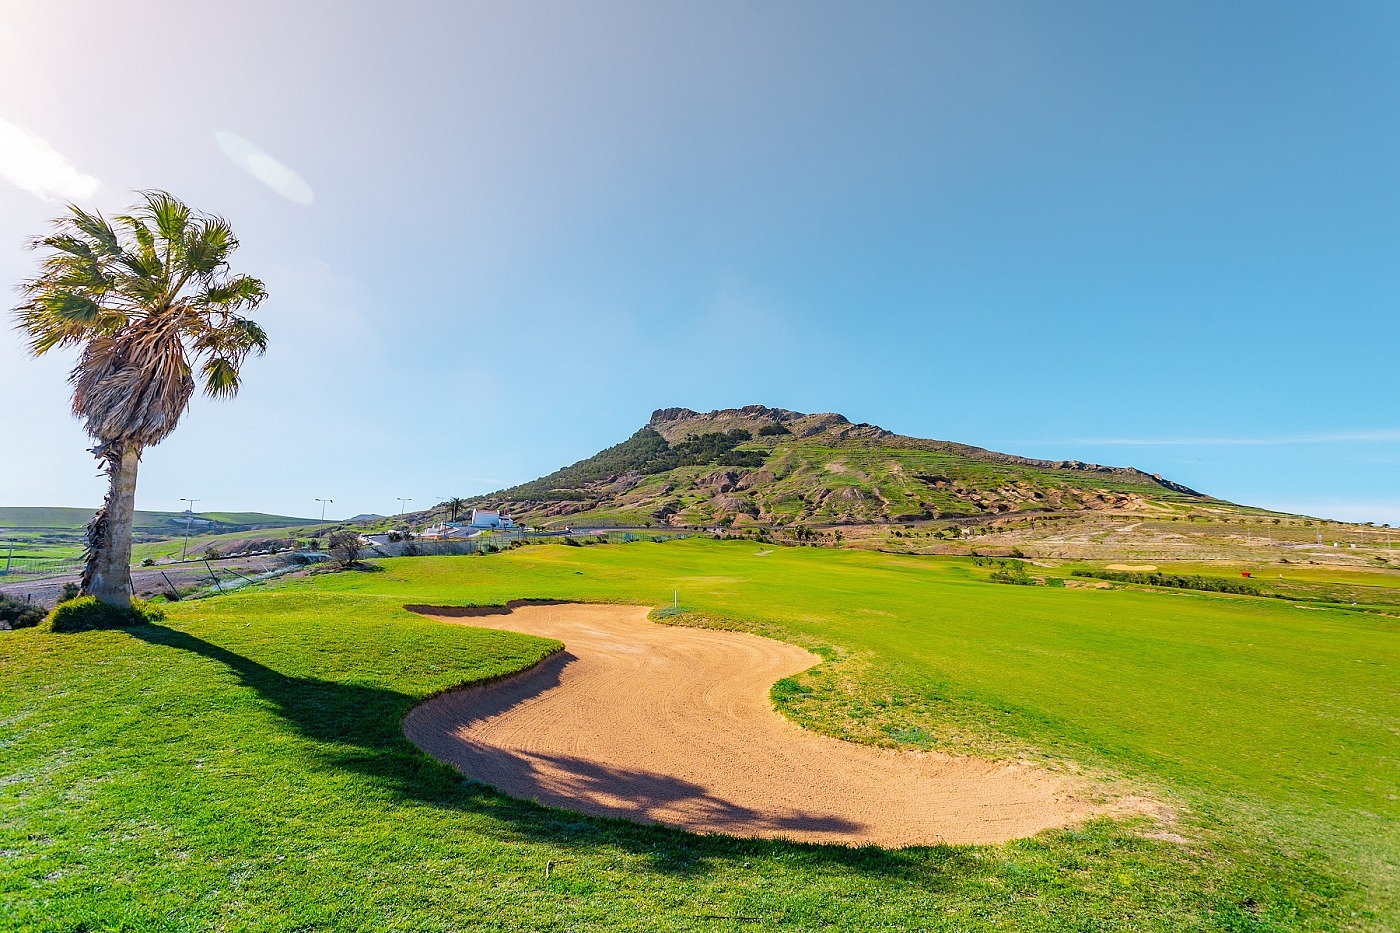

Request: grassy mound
left=44, top=596, right=166, bottom=633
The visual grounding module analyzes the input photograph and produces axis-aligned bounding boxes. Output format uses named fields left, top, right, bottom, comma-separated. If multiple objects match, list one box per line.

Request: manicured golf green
left=2, top=538, right=1394, bottom=930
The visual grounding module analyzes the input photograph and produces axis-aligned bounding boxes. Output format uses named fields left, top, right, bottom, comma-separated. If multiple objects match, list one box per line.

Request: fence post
left=3, top=547, right=10, bottom=575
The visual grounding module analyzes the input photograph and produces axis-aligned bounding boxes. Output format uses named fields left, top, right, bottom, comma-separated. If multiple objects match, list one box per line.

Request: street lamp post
left=316, top=498, right=333, bottom=537
left=179, top=498, right=200, bottom=561
left=398, top=497, right=412, bottom=516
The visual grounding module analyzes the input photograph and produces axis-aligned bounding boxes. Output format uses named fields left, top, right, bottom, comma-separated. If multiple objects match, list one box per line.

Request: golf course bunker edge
left=402, top=602, right=1095, bottom=847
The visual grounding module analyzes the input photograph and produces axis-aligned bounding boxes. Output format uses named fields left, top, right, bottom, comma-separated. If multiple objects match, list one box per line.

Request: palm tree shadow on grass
left=124, top=623, right=975, bottom=882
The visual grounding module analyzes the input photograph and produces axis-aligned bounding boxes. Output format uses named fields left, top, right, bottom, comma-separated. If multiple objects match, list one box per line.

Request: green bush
left=989, top=567, right=1036, bottom=585
left=0, top=593, right=45, bottom=629
left=45, top=596, right=165, bottom=633
left=1071, top=569, right=1259, bottom=596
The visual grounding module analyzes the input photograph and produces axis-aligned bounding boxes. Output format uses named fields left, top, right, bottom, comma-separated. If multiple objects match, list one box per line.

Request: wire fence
left=0, top=549, right=85, bottom=579
left=362, top=528, right=693, bottom=558
left=0, top=528, right=696, bottom=583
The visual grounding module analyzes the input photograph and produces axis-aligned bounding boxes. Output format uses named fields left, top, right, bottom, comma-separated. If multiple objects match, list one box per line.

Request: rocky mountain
left=464, top=405, right=1215, bottom=529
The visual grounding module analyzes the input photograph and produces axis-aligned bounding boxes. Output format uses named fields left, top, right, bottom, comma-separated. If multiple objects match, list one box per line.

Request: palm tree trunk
left=82, top=441, right=140, bottom=609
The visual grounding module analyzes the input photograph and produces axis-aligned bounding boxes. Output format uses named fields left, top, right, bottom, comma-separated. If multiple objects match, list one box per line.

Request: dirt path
left=403, top=603, right=1093, bottom=847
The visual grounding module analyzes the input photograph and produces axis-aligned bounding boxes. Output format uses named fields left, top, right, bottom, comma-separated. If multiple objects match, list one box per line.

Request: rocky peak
left=648, top=405, right=882, bottom=443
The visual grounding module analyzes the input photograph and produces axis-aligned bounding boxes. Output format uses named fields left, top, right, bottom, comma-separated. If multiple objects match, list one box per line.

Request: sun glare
left=214, top=131, right=314, bottom=205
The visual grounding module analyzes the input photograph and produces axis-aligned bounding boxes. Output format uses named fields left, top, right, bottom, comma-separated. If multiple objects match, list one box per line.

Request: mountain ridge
left=647, top=406, right=1202, bottom=496
left=465, top=405, right=1213, bottom=529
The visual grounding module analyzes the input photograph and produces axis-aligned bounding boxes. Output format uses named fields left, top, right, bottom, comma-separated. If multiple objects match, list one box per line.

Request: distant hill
left=0, top=507, right=314, bottom=534
left=463, top=405, right=1226, bottom=529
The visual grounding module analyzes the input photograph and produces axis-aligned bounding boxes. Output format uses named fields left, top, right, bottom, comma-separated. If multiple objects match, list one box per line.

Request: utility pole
left=316, top=498, right=334, bottom=536
left=180, top=498, right=200, bottom=561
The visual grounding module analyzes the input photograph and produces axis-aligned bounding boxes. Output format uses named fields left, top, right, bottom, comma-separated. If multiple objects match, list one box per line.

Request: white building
left=418, top=523, right=473, bottom=540
left=468, top=509, right=515, bottom=529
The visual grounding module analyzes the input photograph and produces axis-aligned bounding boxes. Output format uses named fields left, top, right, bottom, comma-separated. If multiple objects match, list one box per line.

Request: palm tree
left=443, top=497, right=466, bottom=522
left=15, top=191, right=268, bottom=609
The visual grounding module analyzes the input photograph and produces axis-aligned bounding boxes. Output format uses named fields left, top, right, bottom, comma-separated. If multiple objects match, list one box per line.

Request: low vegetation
left=1071, top=568, right=1262, bottom=595
left=45, top=595, right=166, bottom=633
left=0, top=593, right=44, bottom=630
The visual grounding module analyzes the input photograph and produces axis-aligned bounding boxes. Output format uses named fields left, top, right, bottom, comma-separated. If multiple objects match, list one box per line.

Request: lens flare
left=215, top=131, right=313, bottom=205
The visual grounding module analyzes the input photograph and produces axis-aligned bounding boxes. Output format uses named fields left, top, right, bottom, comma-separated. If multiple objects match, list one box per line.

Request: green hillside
left=0, top=507, right=313, bottom=533
left=0, top=509, right=317, bottom=561
left=466, top=405, right=1222, bottom=528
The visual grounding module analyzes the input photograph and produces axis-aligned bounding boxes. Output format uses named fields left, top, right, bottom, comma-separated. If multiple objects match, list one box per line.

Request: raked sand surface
left=403, top=603, right=1094, bottom=847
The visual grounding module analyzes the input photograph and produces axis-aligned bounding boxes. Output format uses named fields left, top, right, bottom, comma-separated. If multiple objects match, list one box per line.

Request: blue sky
left=1, top=1, right=1397, bottom=523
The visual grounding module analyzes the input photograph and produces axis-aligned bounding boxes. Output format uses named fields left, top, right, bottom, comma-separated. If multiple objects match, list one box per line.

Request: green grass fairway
left=2, top=539, right=1395, bottom=930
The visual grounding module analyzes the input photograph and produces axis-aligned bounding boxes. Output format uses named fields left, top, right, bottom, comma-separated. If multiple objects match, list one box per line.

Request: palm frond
left=62, top=206, right=122, bottom=258
left=141, top=190, right=191, bottom=244
left=15, top=191, right=269, bottom=446
left=184, top=216, right=236, bottom=276
left=200, top=356, right=241, bottom=399
left=113, top=215, right=163, bottom=283
left=197, top=274, right=267, bottom=310
left=15, top=292, right=109, bottom=352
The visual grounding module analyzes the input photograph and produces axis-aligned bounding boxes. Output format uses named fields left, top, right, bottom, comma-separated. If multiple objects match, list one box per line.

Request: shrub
left=989, top=560, right=1035, bottom=585
left=757, top=422, right=791, bottom=436
left=0, top=593, right=45, bottom=629
left=59, top=582, right=80, bottom=602
left=328, top=530, right=364, bottom=568
left=1071, top=569, right=1259, bottom=596
left=45, top=596, right=165, bottom=633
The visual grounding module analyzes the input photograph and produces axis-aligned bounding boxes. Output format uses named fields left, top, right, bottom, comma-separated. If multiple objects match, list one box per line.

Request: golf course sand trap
left=403, top=603, right=1093, bottom=847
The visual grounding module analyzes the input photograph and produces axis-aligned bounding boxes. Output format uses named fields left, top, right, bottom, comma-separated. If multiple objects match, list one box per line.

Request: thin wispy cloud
left=0, top=115, right=101, bottom=200
left=1049, top=430, right=1400, bottom=447
left=215, top=131, right=314, bottom=205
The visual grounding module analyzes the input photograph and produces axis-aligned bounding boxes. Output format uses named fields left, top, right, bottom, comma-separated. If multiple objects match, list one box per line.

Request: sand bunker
left=1106, top=563, right=1158, bottom=571
left=403, top=603, right=1092, bottom=847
